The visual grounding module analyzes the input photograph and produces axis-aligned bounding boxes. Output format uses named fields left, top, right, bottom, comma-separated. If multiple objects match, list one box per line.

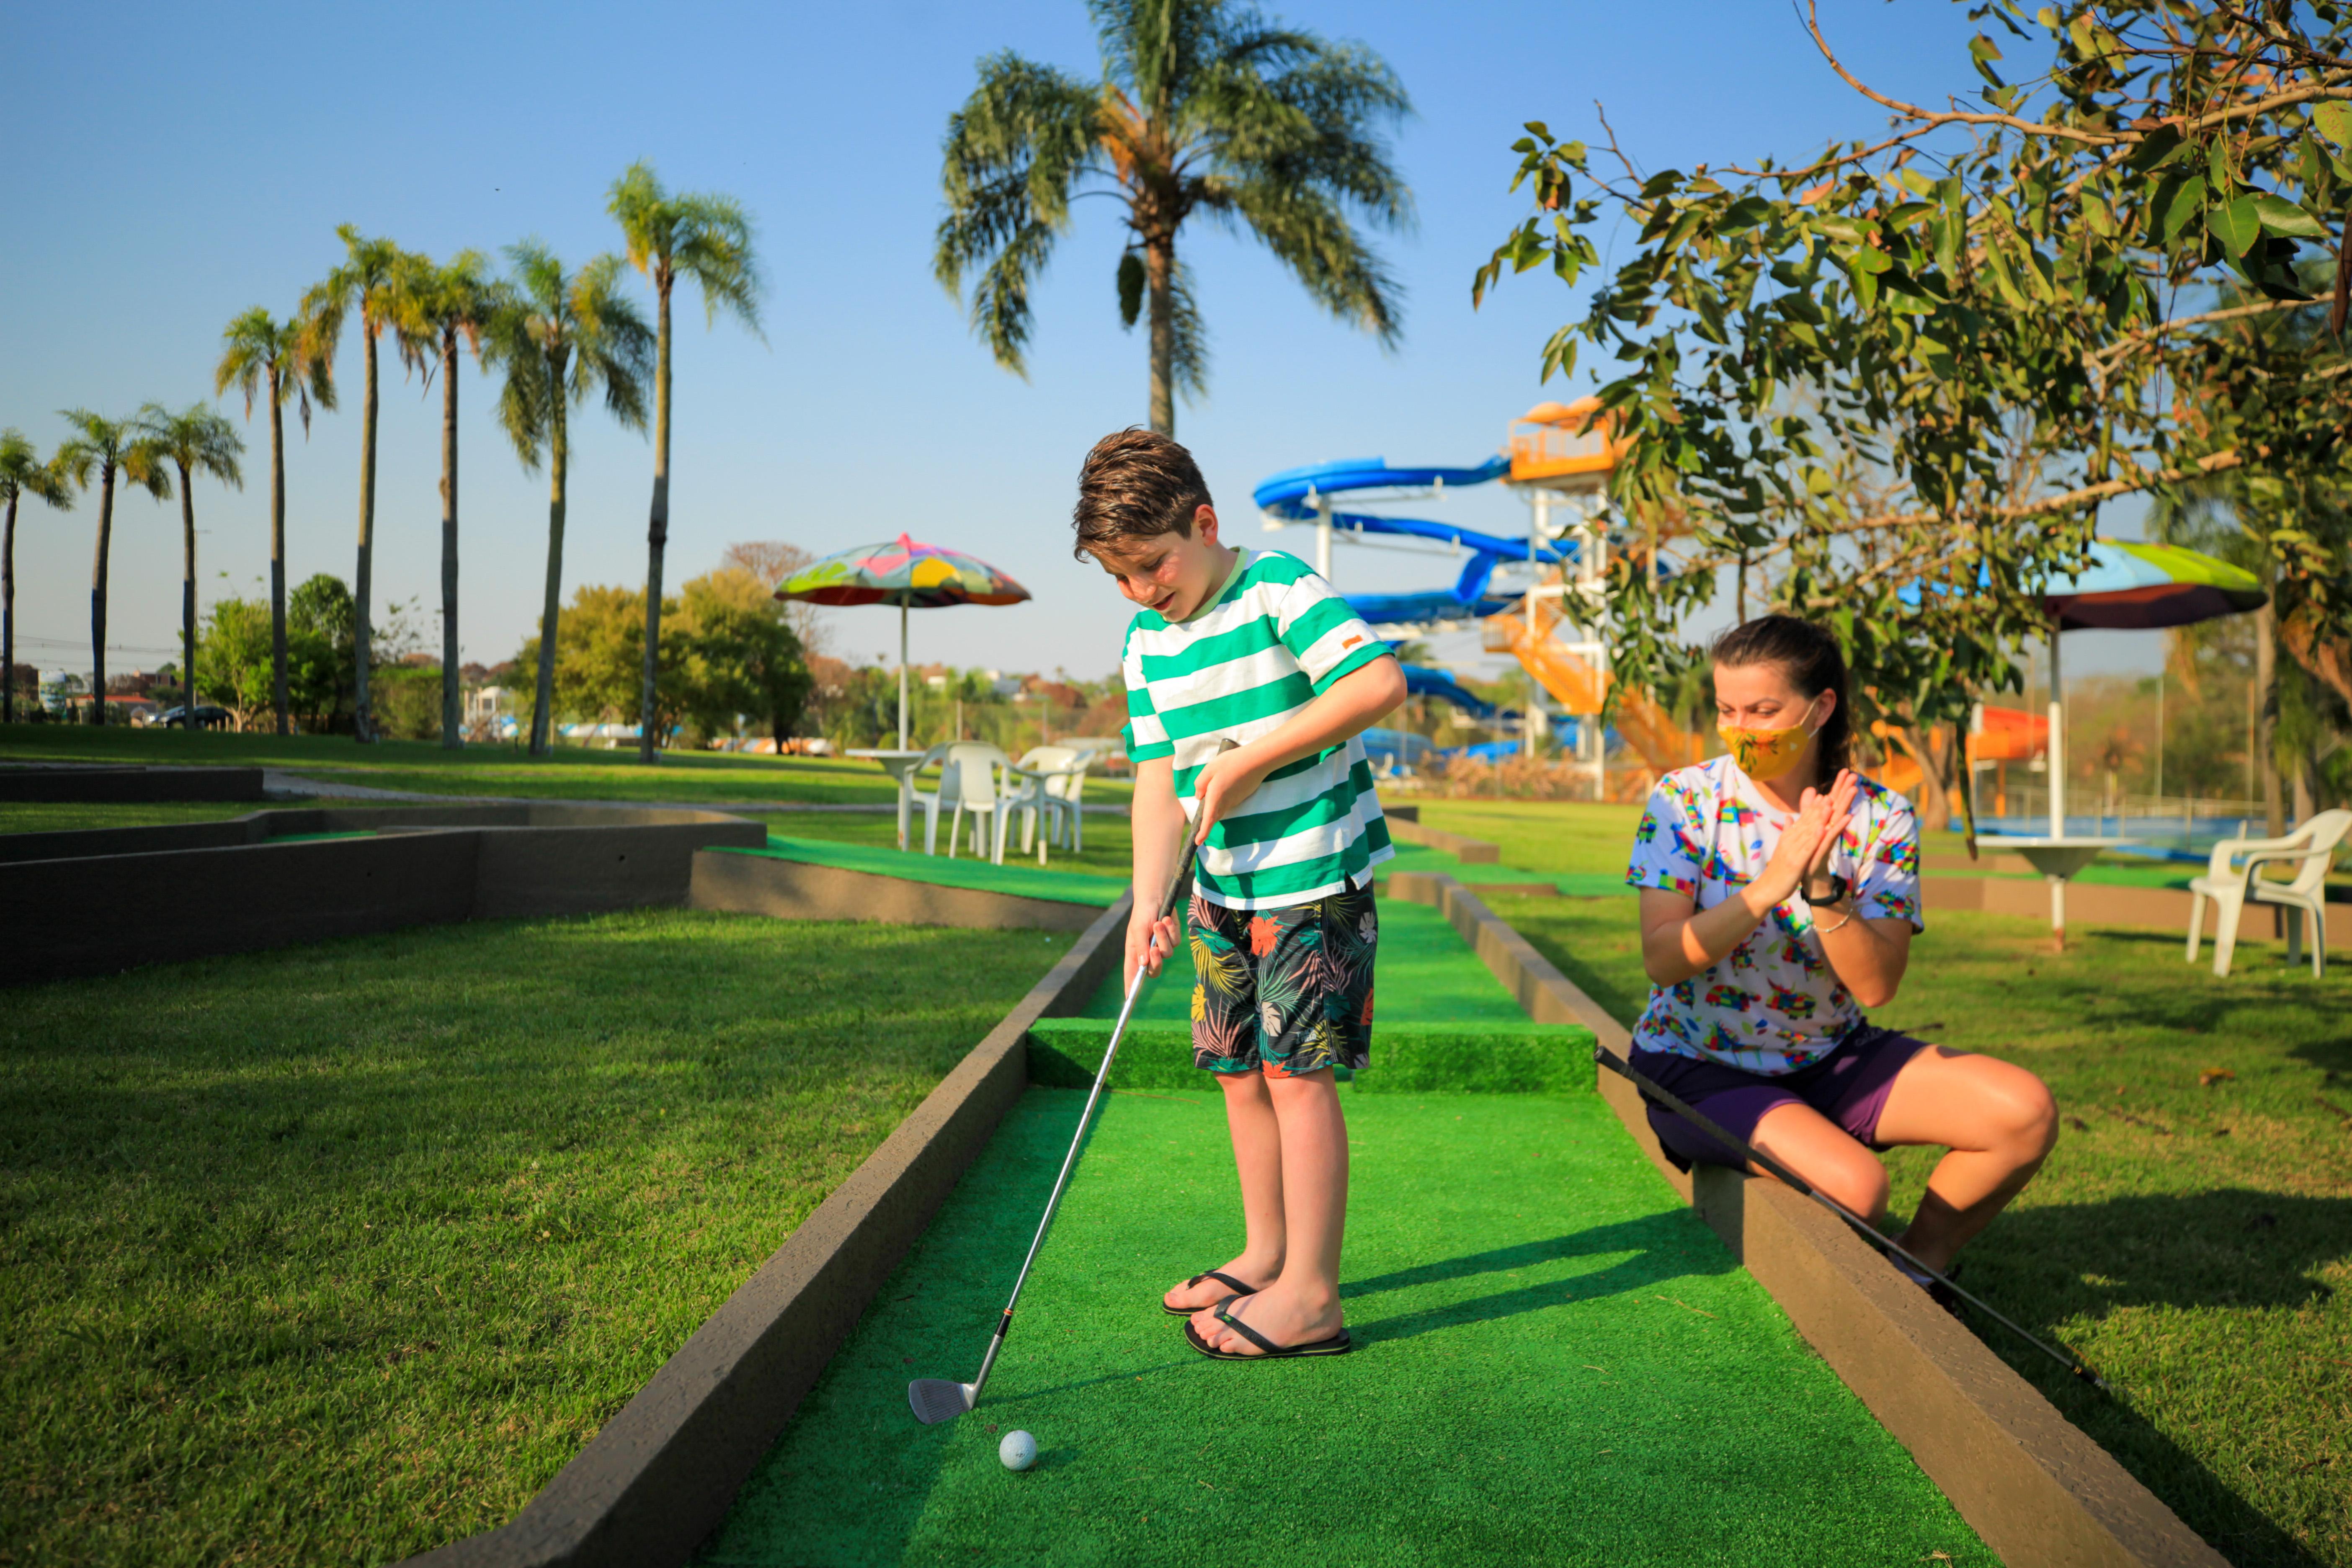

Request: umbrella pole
left=2048, top=616, right=2065, bottom=842
left=899, top=594, right=910, bottom=752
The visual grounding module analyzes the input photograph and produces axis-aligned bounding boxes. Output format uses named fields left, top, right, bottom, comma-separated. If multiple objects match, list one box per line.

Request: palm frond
left=135, top=402, right=245, bottom=490
left=609, top=162, right=768, bottom=337
left=1167, top=253, right=1209, bottom=400
left=935, top=51, right=1101, bottom=373
left=0, top=428, right=73, bottom=508
left=569, top=253, right=654, bottom=430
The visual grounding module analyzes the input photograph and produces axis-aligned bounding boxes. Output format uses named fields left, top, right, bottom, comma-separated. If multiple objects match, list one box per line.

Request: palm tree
left=482, top=241, right=653, bottom=756
left=137, top=404, right=246, bottom=736
left=0, top=431, right=73, bottom=725
left=302, top=225, right=407, bottom=742
left=55, top=412, right=170, bottom=726
left=391, top=251, right=501, bottom=748
left=935, top=0, right=1411, bottom=434
left=216, top=307, right=335, bottom=734
left=609, top=161, right=765, bottom=765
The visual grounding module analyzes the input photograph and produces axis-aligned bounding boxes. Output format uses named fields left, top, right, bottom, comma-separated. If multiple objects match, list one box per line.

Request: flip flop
left=1160, top=1269, right=1261, bottom=1317
left=1184, top=1299, right=1353, bottom=1360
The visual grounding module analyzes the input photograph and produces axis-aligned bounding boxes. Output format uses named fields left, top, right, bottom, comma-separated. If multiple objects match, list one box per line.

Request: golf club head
left=908, top=1377, right=976, bottom=1425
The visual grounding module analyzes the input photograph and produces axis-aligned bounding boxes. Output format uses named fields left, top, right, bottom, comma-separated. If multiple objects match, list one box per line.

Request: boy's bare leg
left=1161, top=1069, right=1287, bottom=1313
left=1191, top=1068, right=1348, bottom=1352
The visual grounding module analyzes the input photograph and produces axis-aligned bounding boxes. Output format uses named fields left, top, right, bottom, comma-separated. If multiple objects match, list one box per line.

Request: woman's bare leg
left=1749, top=1100, right=1892, bottom=1222
left=1162, top=1068, right=1287, bottom=1313
left=1873, top=1047, right=2058, bottom=1271
left=1191, top=1068, right=1348, bottom=1352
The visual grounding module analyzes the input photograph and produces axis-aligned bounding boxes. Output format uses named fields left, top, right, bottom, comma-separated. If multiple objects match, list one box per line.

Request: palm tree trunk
left=439, top=326, right=462, bottom=749
left=3, top=492, right=16, bottom=725
left=637, top=275, right=674, bottom=764
left=352, top=326, right=379, bottom=743
left=268, top=367, right=289, bottom=735
left=1145, top=237, right=1175, bottom=436
left=530, top=353, right=569, bottom=758
left=178, top=461, right=198, bottom=740
left=90, top=467, right=115, bottom=727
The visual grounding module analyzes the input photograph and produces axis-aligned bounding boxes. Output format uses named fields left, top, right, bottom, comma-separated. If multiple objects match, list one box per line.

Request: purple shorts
left=1632, top=1026, right=1931, bottom=1172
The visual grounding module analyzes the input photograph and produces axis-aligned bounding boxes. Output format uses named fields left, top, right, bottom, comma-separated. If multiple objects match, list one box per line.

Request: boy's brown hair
left=1071, top=428, right=1213, bottom=560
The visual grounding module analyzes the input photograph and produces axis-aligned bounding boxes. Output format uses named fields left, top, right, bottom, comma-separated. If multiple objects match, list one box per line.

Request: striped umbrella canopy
left=774, top=534, right=1030, bottom=751
left=2041, top=539, right=2266, bottom=631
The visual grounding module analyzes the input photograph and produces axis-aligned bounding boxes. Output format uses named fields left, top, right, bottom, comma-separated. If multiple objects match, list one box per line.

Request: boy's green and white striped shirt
left=1121, top=548, right=1394, bottom=910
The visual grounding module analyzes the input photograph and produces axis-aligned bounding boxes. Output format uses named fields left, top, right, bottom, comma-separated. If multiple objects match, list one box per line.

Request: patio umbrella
left=774, top=533, right=1031, bottom=748
left=2033, top=539, right=2265, bottom=838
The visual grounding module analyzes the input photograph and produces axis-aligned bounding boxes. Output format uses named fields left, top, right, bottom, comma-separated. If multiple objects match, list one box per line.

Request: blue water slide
left=1251, top=455, right=1576, bottom=567
left=1399, top=662, right=1517, bottom=724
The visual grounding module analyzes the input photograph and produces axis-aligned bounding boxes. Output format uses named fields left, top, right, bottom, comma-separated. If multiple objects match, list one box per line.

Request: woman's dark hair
left=1710, top=614, right=1852, bottom=775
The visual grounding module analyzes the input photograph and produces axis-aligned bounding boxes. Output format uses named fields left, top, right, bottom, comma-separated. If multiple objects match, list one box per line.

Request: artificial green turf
left=0, top=909, right=1072, bottom=1568
left=734, top=837, right=1124, bottom=907
left=1078, top=898, right=1533, bottom=1024
left=697, top=1087, right=1994, bottom=1568
left=1027, top=1019, right=1598, bottom=1095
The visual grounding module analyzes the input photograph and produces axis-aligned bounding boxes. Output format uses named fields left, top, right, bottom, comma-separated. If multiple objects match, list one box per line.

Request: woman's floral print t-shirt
left=1623, top=755, right=1923, bottom=1075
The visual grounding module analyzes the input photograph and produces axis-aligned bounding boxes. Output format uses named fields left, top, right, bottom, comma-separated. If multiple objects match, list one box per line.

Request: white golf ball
left=998, top=1429, right=1037, bottom=1471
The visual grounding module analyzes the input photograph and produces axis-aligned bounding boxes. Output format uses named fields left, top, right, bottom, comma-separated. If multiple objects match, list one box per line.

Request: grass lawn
left=0, top=909, right=1073, bottom=1568
left=1481, top=855, right=2352, bottom=1568
left=0, top=724, right=1136, bottom=812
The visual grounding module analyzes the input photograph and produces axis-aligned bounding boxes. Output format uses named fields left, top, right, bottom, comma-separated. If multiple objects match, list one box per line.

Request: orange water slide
left=1869, top=707, right=2048, bottom=796
left=1484, top=597, right=1709, bottom=784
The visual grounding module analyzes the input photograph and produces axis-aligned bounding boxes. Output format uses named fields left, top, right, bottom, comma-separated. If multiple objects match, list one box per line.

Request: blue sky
left=2, top=0, right=2159, bottom=687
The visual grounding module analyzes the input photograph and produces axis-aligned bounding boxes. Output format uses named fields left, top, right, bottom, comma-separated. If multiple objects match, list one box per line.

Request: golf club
left=1594, top=1044, right=2107, bottom=1392
left=910, top=744, right=1230, bottom=1425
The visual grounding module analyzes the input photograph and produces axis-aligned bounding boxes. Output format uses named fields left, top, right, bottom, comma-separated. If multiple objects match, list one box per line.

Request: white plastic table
left=1979, top=836, right=2135, bottom=948
left=846, top=748, right=929, bottom=852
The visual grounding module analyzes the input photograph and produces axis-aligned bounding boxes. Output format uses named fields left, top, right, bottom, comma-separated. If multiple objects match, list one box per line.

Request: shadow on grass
left=1343, top=1212, right=1736, bottom=1345
left=1960, top=1191, right=2351, bottom=1568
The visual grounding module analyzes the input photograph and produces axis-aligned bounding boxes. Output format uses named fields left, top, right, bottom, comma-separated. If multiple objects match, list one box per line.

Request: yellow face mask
left=1719, top=696, right=1824, bottom=781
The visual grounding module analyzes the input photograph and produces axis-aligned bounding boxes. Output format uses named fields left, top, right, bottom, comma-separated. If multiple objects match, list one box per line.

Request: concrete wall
left=0, top=764, right=266, bottom=802
left=0, top=807, right=767, bottom=986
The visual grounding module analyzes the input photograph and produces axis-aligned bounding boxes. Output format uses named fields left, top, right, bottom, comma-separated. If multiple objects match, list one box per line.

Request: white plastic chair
left=1008, top=745, right=1090, bottom=864
left=924, top=742, right=1015, bottom=863
left=902, top=743, right=951, bottom=853
left=2186, top=808, right=2351, bottom=977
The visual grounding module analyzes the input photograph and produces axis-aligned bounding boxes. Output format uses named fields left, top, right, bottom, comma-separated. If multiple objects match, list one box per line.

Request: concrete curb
left=1385, top=818, right=1499, bottom=862
left=1389, top=871, right=2228, bottom=1568
left=688, top=851, right=1106, bottom=933
left=0, top=806, right=766, bottom=985
left=398, top=895, right=1131, bottom=1568
left=0, top=763, right=266, bottom=802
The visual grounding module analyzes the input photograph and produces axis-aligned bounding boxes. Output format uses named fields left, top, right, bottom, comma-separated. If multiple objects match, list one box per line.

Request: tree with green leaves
left=483, top=241, right=653, bottom=756
left=391, top=250, right=502, bottom=749
left=679, top=565, right=812, bottom=749
left=302, top=225, right=408, bottom=743
left=136, top=403, right=245, bottom=740
left=55, top=412, right=170, bottom=725
left=1474, top=2, right=2352, bottom=825
left=609, top=161, right=765, bottom=765
left=0, top=431, right=73, bottom=725
left=216, top=307, right=335, bottom=734
left=935, top=0, right=1412, bottom=435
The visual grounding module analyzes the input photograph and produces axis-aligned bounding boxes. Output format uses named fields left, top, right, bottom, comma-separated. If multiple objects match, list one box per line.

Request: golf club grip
left=1594, top=1045, right=2104, bottom=1388
left=1153, top=736, right=1233, bottom=924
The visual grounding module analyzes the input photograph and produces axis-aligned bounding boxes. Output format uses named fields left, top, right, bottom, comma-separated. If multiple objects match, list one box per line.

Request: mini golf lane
left=696, top=900, right=1994, bottom=1567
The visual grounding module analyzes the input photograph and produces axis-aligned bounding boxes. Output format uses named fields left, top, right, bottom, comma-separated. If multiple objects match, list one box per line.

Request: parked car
left=155, top=704, right=231, bottom=730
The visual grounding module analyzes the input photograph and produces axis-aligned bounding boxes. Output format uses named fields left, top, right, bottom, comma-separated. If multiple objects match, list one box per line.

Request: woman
left=1625, top=615, right=2056, bottom=1299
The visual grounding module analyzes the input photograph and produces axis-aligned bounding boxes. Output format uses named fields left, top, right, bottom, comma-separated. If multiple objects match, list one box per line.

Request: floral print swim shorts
left=1187, top=882, right=1377, bottom=1078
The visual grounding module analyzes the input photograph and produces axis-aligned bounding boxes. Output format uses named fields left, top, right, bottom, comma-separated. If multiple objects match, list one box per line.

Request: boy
left=1073, top=428, right=1406, bottom=1360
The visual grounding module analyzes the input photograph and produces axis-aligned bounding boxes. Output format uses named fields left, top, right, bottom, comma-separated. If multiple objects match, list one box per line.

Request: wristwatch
left=1805, top=872, right=1850, bottom=907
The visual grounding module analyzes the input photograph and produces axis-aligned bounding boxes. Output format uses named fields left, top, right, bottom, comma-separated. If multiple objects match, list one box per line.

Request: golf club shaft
left=1594, top=1045, right=2104, bottom=1390
left=966, top=831, right=1204, bottom=1403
